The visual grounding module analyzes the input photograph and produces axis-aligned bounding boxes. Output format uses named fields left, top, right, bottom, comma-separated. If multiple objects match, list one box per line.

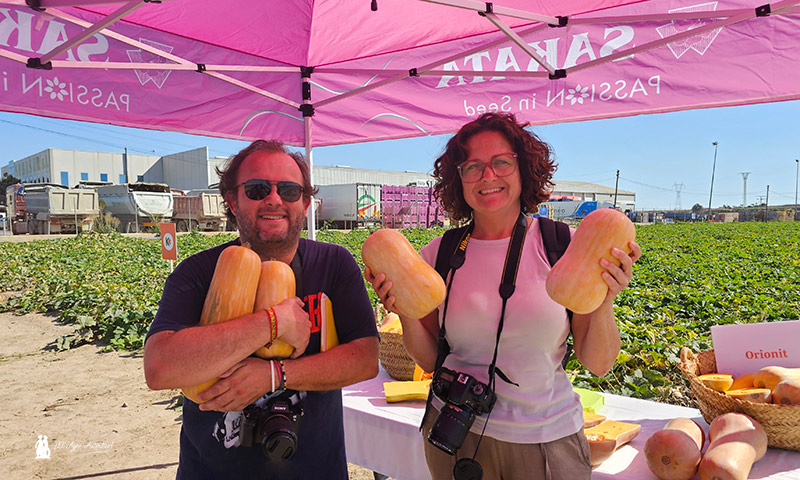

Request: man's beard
left=237, top=208, right=305, bottom=260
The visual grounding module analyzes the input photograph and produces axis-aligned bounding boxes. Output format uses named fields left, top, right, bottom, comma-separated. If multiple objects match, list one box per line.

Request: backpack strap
left=537, top=217, right=574, bottom=369
left=434, top=224, right=470, bottom=282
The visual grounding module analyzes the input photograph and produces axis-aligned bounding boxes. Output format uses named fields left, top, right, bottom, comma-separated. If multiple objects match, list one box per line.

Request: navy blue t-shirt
left=146, top=238, right=378, bottom=480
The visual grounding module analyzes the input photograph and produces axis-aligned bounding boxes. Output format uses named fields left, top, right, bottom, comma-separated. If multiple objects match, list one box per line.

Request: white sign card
left=710, top=320, right=800, bottom=377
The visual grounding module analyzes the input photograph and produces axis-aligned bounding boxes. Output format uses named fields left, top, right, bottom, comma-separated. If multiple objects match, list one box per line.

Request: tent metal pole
left=304, top=115, right=316, bottom=241
left=38, top=0, right=144, bottom=65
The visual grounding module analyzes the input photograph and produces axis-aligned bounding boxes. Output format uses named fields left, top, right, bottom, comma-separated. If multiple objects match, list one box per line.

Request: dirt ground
left=0, top=311, right=379, bottom=480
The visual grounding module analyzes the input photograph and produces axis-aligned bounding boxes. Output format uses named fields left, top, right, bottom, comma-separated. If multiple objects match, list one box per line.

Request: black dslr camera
left=428, top=367, right=496, bottom=456
left=240, top=390, right=305, bottom=461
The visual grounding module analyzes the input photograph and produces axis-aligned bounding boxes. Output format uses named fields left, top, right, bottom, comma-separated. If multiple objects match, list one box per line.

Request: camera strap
left=488, top=212, right=528, bottom=389
left=420, top=211, right=528, bottom=429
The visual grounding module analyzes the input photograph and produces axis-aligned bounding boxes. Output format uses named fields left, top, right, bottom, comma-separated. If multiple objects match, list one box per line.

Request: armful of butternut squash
left=181, top=244, right=262, bottom=403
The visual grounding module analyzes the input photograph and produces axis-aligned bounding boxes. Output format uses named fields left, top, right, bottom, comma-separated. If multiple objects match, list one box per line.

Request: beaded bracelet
left=278, top=359, right=287, bottom=390
left=264, top=308, right=278, bottom=346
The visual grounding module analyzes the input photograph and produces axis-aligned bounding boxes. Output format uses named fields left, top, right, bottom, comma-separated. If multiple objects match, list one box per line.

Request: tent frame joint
left=549, top=16, right=568, bottom=27
left=301, top=66, right=315, bottom=78
left=25, top=0, right=44, bottom=12
left=299, top=103, right=315, bottom=117
left=26, top=57, right=52, bottom=70
left=755, top=4, right=771, bottom=16
left=196, top=63, right=206, bottom=73
left=549, top=69, right=566, bottom=80
left=409, top=68, right=419, bottom=77
left=143, top=0, right=162, bottom=4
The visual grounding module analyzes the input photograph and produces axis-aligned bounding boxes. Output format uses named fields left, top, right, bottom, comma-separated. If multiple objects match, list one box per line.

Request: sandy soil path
left=0, top=312, right=378, bottom=480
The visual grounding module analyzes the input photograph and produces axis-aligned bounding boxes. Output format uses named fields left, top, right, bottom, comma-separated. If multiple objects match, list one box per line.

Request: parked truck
left=172, top=191, right=227, bottom=232
left=5, top=183, right=99, bottom=234
left=538, top=200, right=615, bottom=219
left=95, top=182, right=173, bottom=233
left=316, top=183, right=382, bottom=229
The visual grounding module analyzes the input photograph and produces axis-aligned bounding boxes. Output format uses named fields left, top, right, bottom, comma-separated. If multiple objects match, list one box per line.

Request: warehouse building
left=3, top=148, right=635, bottom=209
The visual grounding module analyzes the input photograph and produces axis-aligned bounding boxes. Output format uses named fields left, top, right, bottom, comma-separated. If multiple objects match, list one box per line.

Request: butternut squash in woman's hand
left=362, top=229, right=446, bottom=319
left=545, top=208, right=635, bottom=314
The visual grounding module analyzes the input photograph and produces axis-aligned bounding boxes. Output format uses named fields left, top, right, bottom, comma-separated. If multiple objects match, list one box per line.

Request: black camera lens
left=427, top=403, right=475, bottom=456
left=260, top=414, right=298, bottom=461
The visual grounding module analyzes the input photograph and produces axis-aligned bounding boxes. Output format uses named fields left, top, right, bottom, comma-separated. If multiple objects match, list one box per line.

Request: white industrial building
left=2, top=148, right=635, bottom=209
left=2, top=147, right=227, bottom=192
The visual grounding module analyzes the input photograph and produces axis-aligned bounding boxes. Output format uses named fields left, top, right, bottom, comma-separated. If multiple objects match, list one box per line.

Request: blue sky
left=2, top=99, right=799, bottom=211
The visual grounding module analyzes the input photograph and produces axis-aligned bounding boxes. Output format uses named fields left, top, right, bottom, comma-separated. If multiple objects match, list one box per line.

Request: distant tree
left=691, top=203, right=704, bottom=213
left=0, top=175, right=21, bottom=205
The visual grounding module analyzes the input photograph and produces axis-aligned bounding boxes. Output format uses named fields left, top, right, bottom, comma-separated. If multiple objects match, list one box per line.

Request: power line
left=0, top=118, right=157, bottom=155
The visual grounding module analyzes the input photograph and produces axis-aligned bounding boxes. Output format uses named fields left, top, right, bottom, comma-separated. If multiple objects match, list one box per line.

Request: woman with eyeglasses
left=367, top=113, right=641, bottom=480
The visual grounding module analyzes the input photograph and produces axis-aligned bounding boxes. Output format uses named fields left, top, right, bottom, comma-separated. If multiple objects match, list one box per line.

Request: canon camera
left=428, top=367, right=496, bottom=456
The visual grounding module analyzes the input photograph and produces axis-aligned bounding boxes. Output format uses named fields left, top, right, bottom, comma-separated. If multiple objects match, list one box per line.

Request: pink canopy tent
left=1, top=0, right=799, bottom=235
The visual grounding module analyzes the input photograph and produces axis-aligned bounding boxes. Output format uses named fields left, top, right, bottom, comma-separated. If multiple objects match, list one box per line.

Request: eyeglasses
left=457, top=153, right=518, bottom=183
left=236, top=179, right=304, bottom=202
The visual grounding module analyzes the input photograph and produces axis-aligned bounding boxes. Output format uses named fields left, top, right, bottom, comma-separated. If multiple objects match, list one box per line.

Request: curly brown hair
left=216, top=140, right=318, bottom=227
left=433, top=113, right=556, bottom=223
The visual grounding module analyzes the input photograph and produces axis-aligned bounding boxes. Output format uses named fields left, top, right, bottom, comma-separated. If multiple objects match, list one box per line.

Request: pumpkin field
left=1, top=221, right=798, bottom=406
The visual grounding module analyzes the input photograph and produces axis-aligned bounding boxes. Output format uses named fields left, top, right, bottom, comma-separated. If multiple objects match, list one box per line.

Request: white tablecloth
left=342, top=368, right=800, bottom=480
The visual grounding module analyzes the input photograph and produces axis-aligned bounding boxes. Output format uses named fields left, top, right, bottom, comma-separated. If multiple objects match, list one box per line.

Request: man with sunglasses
left=144, top=140, right=379, bottom=480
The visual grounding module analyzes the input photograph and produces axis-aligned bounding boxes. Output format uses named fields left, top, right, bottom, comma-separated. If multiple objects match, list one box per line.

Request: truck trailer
left=5, top=183, right=99, bottom=234
left=95, top=182, right=173, bottom=233
left=172, top=191, right=227, bottom=232
left=316, top=183, right=382, bottom=229
left=538, top=200, right=615, bottom=219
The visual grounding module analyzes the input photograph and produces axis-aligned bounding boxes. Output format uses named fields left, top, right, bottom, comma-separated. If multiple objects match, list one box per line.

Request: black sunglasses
left=237, top=179, right=304, bottom=202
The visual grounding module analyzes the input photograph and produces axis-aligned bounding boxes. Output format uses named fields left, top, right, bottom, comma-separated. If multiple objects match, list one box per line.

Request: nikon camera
left=428, top=367, right=496, bottom=455
left=240, top=390, right=305, bottom=461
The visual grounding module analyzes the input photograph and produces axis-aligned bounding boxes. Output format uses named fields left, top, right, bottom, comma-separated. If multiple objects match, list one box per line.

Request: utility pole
left=795, top=159, right=798, bottom=221
left=708, top=142, right=719, bottom=221
left=739, top=172, right=751, bottom=207
left=613, top=169, right=620, bottom=208
left=765, top=185, right=769, bottom=222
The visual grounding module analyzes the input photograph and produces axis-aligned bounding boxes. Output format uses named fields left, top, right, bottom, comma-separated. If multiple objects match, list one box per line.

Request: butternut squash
left=644, top=418, right=705, bottom=480
left=379, top=312, right=402, bottom=333
left=730, top=371, right=756, bottom=390
left=545, top=208, right=635, bottom=314
left=753, top=366, right=800, bottom=391
left=697, top=373, right=734, bottom=393
left=584, top=420, right=641, bottom=467
left=698, top=412, right=768, bottom=480
left=253, top=260, right=296, bottom=359
left=725, top=388, right=772, bottom=404
left=772, top=377, right=800, bottom=405
left=182, top=244, right=262, bottom=404
left=413, top=364, right=433, bottom=381
left=384, top=380, right=431, bottom=402
left=362, top=229, right=446, bottom=319
left=583, top=411, right=606, bottom=429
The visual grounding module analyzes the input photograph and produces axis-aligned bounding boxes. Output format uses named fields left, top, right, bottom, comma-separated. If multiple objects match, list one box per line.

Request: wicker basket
left=379, top=331, right=416, bottom=381
left=678, top=347, right=800, bottom=451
